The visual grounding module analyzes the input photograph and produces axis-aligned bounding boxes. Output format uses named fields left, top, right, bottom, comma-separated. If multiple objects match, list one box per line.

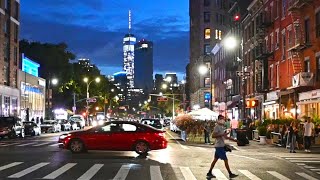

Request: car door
left=85, top=123, right=116, bottom=150
left=111, top=122, right=139, bottom=150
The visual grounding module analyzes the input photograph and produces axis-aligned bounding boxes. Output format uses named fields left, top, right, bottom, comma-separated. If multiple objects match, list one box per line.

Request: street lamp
left=162, top=84, right=168, bottom=89
left=51, top=78, right=58, bottom=85
left=198, top=65, right=208, bottom=75
left=83, top=77, right=100, bottom=125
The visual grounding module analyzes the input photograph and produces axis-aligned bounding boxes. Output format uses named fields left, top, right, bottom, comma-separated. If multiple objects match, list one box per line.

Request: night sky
left=20, top=0, right=189, bottom=80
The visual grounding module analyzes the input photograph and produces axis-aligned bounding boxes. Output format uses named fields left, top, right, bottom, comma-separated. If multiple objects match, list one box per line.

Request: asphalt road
left=0, top=128, right=319, bottom=180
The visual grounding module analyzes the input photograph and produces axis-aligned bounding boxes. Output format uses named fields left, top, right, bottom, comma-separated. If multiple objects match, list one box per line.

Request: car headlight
left=98, top=120, right=104, bottom=125
left=92, top=121, right=97, bottom=127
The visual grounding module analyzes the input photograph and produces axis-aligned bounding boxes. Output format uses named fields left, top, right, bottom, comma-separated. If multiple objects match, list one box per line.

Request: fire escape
left=287, top=0, right=313, bottom=75
left=255, top=10, right=273, bottom=92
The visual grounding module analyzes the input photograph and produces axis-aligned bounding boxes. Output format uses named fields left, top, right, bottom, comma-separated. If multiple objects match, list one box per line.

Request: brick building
left=0, top=0, right=20, bottom=116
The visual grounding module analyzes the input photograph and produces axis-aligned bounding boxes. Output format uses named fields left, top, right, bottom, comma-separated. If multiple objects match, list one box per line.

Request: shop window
left=204, top=28, right=211, bottom=40
left=4, top=96, right=10, bottom=117
left=204, top=12, right=210, bottom=23
left=218, top=30, right=222, bottom=40
left=276, top=64, right=279, bottom=88
left=215, top=29, right=219, bottom=39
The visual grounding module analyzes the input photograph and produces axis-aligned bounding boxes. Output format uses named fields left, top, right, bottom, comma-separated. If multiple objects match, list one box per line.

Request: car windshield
left=142, top=119, right=162, bottom=128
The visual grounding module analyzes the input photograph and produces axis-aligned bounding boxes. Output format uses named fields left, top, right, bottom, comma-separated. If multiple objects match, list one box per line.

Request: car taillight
left=157, top=132, right=165, bottom=138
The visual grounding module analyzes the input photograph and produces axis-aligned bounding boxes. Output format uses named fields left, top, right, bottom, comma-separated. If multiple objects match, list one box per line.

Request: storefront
left=297, top=89, right=320, bottom=118
left=263, top=90, right=280, bottom=119
left=18, top=70, right=46, bottom=121
left=0, top=85, right=20, bottom=117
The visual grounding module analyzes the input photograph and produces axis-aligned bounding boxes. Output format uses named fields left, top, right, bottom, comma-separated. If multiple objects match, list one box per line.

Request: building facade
left=188, top=0, right=234, bottom=109
left=134, top=39, right=153, bottom=93
left=123, top=33, right=136, bottom=88
left=154, top=74, right=164, bottom=93
left=0, top=0, right=20, bottom=116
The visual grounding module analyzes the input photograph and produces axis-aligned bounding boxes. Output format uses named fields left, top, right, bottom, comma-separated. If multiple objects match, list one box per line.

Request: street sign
left=157, top=97, right=168, bottom=102
left=86, top=98, right=96, bottom=103
left=236, top=71, right=251, bottom=77
left=236, top=71, right=243, bottom=77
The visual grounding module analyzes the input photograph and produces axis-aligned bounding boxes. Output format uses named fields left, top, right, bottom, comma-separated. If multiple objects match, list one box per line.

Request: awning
left=227, top=101, right=238, bottom=108
left=263, top=101, right=277, bottom=106
left=297, top=99, right=320, bottom=105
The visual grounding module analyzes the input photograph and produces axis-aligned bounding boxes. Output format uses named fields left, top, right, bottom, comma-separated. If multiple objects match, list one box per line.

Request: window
left=276, top=0, right=280, bottom=18
left=14, top=24, right=18, bottom=42
left=276, top=30, right=279, bottom=48
left=270, top=65, right=274, bottom=88
left=316, top=11, right=320, bottom=38
left=3, top=66, right=9, bottom=85
left=14, top=1, right=19, bottom=20
left=204, top=44, right=211, bottom=54
left=288, top=29, right=293, bottom=48
left=3, top=19, right=9, bottom=34
left=218, top=30, right=222, bottom=40
left=304, top=58, right=310, bottom=72
left=215, top=13, right=219, bottom=23
left=215, top=29, right=218, bottom=39
left=204, top=0, right=210, bottom=6
left=122, top=123, right=137, bottom=132
left=14, top=47, right=17, bottom=65
left=282, top=0, right=286, bottom=17
left=317, top=56, right=320, bottom=81
left=204, top=12, right=210, bottom=23
left=282, top=32, right=286, bottom=59
left=270, top=33, right=274, bottom=51
left=4, top=38, right=9, bottom=61
left=4, top=96, right=10, bottom=116
left=204, top=28, right=211, bottom=39
left=270, top=5, right=273, bottom=20
left=276, top=64, right=279, bottom=87
left=305, top=18, right=310, bottom=43
left=4, top=0, right=8, bottom=10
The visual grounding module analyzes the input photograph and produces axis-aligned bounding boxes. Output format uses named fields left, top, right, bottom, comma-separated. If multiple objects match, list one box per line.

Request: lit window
left=205, top=28, right=211, bottom=39
left=215, top=29, right=219, bottom=39
left=218, top=31, right=222, bottom=40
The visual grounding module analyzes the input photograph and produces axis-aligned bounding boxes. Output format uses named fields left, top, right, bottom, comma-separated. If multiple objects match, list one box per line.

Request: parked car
left=92, top=119, right=106, bottom=127
left=57, top=119, right=72, bottom=131
left=58, top=121, right=167, bottom=155
left=69, top=121, right=80, bottom=131
left=0, top=117, right=25, bottom=139
left=141, top=119, right=163, bottom=130
left=23, top=121, right=41, bottom=136
left=69, top=116, right=85, bottom=129
left=41, top=120, right=61, bottom=133
left=170, top=120, right=180, bottom=132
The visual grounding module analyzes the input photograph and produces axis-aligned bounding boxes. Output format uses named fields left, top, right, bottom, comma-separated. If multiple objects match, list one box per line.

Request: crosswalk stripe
left=304, top=166, right=316, bottom=169
left=8, top=162, right=49, bottom=178
left=238, top=170, right=261, bottom=180
left=0, top=162, right=23, bottom=172
left=150, top=166, right=163, bottom=180
left=0, top=143, right=21, bottom=147
left=42, top=163, right=77, bottom=179
left=290, top=160, right=320, bottom=163
left=267, top=171, right=291, bottom=180
left=296, top=163, right=306, bottom=166
left=33, top=142, right=52, bottom=147
left=179, top=167, right=197, bottom=180
left=195, top=147, right=205, bottom=150
left=212, top=169, right=228, bottom=180
left=49, top=143, right=58, bottom=147
left=296, top=172, right=318, bottom=180
left=113, top=164, right=131, bottom=180
left=310, top=169, right=320, bottom=171
left=285, top=157, right=320, bottom=160
left=17, top=142, right=38, bottom=147
left=180, top=145, right=190, bottom=150
left=77, top=164, right=103, bottom=180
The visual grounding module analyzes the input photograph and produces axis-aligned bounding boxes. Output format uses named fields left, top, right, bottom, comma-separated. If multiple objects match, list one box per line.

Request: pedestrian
left=204, top=120, right=211, bottom=144
left=288, top=121, right=298, bottom=153
left=225, top=119, right=231, bottom=136
left=303, top=117, right=315, bottom=152
left=40, top=117, right=44, bottom=124
left=230, top=119, right=238, bottom=139
left=206, top=115, right=238, bottom=179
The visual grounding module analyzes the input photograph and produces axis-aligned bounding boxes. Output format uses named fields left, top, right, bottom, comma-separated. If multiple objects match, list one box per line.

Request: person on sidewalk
left=206, top=115, right=238, bottom=179
left=304, top=117, right=315, bottom=153
left=288, top=121, right=298, bottom=153
left=230, top=119, right=238, bottom=139
left=204, top=120, right=211, bottom=144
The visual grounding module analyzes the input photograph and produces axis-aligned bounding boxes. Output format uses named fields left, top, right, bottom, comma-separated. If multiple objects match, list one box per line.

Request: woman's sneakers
left=229, top=173, right=238, bottom=178
left=206, top=172, right=215, bottom=178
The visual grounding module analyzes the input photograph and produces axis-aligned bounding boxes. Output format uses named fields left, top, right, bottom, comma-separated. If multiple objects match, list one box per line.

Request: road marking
left=150, top=166, right=163, bottom=180
left=8, top=162, right=49, bottom=178
left=166, top=131, right=189, bottom=150
left=195, top=147, right=206, bottom=150
left=304, top=166, right=316, bottom=169
left=296, top=163, right=306, bottom=166
left=113, top=164, right=131, bottom=180
left=49, top=143, right=58, bottom=147
left=285, top=157, right=320, bottom=160
left=77, top=164, right=103, bottom=180
left=267, top=171, right=291, bottom=180
left=0, top=162, right=23, bottom=172
left=166, top=145, right=173, bottom=151
left=310, top=169, right=320, bottom=171
left=238, top=170, right=261, bottom=180
left=229, top=154, right=262, bottom=161
left=295, top=172, right=318, bottom=180
left=179, top=167, right=197, bottom=180
left=212, top=169, right=228, bottom=180
left=33, top=142, right=52, bottom=147
left=0, top=143, right=21, bottom=147
left=290, top=160, right=320, bottom=163
left=17, top=142, right=38, bottom=147
left=42, top=163, right=77, bottom=179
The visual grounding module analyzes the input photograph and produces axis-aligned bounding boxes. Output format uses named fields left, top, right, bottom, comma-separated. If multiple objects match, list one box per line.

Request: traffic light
left=234, top=14, right=240, bottom=21
left=246, top=99, right=259, bottom=108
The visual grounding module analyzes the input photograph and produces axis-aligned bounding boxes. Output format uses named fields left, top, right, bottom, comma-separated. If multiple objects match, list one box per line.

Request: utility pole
left=73, top=92, right=76, bottom=114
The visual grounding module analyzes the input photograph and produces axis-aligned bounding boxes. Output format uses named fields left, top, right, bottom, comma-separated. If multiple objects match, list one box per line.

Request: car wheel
left=20, top=129, right=25, bottom=138
left=134, top=141, right=149, bottom=155
left=69, top=139, right=85, bottom=153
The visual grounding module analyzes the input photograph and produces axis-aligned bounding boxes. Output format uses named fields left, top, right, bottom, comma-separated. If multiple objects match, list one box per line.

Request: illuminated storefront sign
left=22, top=54, right=40, bottom=77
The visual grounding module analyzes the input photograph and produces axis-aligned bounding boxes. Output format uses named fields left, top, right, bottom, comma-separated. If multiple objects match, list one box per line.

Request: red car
left=58, top=121, right=167, bottom=155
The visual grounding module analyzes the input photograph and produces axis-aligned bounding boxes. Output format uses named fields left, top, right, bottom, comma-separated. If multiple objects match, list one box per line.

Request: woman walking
left=288, top=121, right=298, bottom=153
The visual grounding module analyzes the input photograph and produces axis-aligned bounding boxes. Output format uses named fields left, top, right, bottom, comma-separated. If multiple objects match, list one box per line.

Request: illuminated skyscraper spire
left=128, top=10, right=131, bottom=32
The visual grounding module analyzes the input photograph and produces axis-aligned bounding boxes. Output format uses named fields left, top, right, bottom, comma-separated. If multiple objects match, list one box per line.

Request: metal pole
left=172, top=93, right=175, bottom=120
left=86, top=83, right=89, bottom=126
left=210, top=66, right=212, bottom=110
left=73, top=92, right=76, bottom=114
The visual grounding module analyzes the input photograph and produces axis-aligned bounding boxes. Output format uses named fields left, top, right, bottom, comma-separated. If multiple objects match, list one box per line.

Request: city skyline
left=20, top=0, right=189, bottom=80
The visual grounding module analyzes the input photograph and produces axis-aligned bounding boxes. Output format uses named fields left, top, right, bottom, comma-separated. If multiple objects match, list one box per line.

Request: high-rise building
left=0, top=0, right=20, bottom=116
left=188, top=0, right=233, bottom=109
left=112, top=71, right=128, bottom=102
left=154, top=74, right=164, bottom=93
left=134, top=39, right=153, bottom=92
left=123, top=10, right=136, bottom=88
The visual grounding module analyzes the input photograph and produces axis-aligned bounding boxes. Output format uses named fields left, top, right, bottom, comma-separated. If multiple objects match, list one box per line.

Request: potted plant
left=257, top=125, right=267, bottom=144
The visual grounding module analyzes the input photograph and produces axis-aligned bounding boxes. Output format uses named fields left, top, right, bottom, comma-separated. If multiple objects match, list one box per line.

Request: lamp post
left=83, top=77, right=100, bottom=125
left=46, top=78, right=58, bottom=120
left=162, top=78, right=177, bottom=120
